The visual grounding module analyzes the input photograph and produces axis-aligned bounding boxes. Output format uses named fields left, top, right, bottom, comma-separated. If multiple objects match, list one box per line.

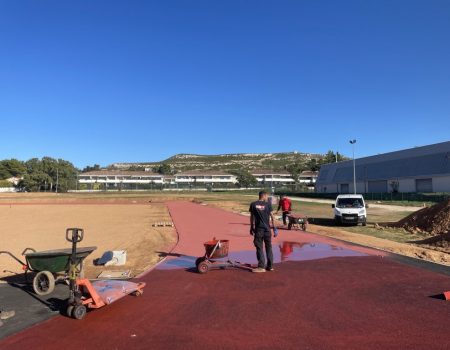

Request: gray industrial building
left=316, top=141, right=450, bottom=194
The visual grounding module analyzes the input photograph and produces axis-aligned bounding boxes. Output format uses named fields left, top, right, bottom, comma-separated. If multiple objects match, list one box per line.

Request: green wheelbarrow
left=0, top=246, right=97, bottom=296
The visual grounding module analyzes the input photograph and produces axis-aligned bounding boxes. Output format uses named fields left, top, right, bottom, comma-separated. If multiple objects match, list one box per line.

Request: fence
left=275, top=191, right=450, bottom=203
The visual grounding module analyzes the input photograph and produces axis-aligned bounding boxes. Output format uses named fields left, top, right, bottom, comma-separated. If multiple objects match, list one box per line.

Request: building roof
left=299, top=171, right=319, bottom=176
left=251, top=169, right=291, bottom=175
left=317, top=141, right=450, bottom=184
left=80, top=170, right=162, bottom=176
left=176, top=170, right=234, bottom=176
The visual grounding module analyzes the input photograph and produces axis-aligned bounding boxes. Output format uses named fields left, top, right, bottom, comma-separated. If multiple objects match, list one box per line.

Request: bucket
left=203, top=239, right=229, bottom=259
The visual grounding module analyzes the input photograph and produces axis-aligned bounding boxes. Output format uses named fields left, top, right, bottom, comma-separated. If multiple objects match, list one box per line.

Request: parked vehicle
left=332, top=194, right=368, bottom=226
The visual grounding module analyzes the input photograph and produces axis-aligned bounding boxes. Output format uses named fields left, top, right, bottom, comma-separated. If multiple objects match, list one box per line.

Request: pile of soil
left=393, top=199, right=450, bottom=236
left=413, top=232, right=450, bottom=250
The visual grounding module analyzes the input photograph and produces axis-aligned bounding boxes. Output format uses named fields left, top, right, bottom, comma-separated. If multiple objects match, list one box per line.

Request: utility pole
left=349, top=140, right=357, bottom=194
left=56, top=167, right=59, bottom=193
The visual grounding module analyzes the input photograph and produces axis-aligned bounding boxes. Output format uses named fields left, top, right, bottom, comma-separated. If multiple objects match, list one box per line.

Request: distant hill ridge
left=111, top=151, right=327, bottom=172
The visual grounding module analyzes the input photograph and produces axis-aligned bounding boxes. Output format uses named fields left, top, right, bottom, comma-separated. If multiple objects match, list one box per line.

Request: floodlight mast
left=349, top=140, right=357, bottom=194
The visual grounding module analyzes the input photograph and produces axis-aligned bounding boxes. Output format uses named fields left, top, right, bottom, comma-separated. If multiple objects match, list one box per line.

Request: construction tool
left=0, top=244, right=95, bottom=296
left=196, top=238, right=252, bottom=274
left=65, top=228, right=145, bottom=320
left=286, top=213, right=308, bottom=231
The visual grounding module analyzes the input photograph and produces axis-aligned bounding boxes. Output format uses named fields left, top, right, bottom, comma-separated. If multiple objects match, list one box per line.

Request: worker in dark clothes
left=0, top=310, right=15, bottom=327
left=249, top=191, right=278, bottom=273
left=277, top=195, right=292, bottom=225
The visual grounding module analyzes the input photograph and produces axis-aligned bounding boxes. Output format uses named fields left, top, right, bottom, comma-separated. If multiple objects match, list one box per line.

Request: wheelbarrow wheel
left=72, top=305, right=87, bottom=320
left=66, top=305, right=74, bottom=318
left=287, top=223, right=292, bottom=230
left=32, top=271, right=55, bottom=296
left=197, top=261, right=210, bottom=274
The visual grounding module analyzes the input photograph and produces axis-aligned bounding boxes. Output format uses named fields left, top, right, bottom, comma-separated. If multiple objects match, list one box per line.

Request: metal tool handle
left=21, top=248, right=36, bottom=255
left=66, top=228, right=84, bottom=243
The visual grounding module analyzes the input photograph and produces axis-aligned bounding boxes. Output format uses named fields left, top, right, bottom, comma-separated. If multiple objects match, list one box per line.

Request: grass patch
left=341, top=225, right=424, bottom=244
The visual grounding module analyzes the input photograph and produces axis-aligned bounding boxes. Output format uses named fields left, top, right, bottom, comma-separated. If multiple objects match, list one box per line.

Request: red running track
left=1, top=201, right=449, bottom=350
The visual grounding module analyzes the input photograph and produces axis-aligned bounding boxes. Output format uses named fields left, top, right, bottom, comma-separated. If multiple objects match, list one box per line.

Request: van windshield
left=337, top=198, right=364, bottom=208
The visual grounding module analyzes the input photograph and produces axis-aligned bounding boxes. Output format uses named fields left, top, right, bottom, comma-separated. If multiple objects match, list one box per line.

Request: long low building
left=316, top=141, right=450, bottom=193
left=78, top=169, right=316, bottom=189
left=78, top=171, right=164, bottom=190
left=175, top=171, right=237, bottom=186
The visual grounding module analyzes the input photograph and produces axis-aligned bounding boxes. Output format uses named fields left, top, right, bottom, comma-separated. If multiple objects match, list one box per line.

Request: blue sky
left=1, top=1, right=449, bottom=168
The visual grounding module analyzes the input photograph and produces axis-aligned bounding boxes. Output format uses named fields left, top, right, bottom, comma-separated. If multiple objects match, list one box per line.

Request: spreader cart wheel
left=72, top=305, right=87, bottom=320
left=195, top=257, right=205, bottom=267
left=133, top=290, right=144, bottom=296
left=287, top=223, right=292, bottom=230
left=197, top=261, right=210, bottom=274
left=32, top=271, right=55, bottom=296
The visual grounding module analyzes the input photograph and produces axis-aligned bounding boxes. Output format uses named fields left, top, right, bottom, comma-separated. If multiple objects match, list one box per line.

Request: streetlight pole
left=56, top=167, right=59, bottom=193
left=349, top=139, right=357, bottom=194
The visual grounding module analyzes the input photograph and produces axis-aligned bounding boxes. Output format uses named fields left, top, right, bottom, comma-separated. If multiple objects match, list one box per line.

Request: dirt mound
left=393, top=199, right=450, bottom=235
left=412, top=232, right=450, bottom=249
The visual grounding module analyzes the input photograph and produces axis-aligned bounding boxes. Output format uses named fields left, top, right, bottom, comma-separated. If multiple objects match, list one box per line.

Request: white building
left=78, top=170, right=164, bottom=190
left=250, top=170, right=295, bottom=186
left=174, top=171, right=237, bottom=186
left=298, top=171, right=319, bottom=189
left=77, top=168, right=317, bottom=190
left=316, top=141, right=450, bottom=193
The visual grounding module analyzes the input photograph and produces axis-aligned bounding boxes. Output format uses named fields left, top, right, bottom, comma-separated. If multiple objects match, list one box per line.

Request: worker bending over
left=277, top=195, right=292, bottom=225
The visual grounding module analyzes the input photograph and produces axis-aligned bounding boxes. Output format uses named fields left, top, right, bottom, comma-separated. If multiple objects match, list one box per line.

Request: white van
left=332, top=194, right=368, bottom=226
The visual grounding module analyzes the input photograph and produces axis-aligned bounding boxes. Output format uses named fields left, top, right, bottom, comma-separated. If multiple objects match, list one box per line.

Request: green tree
left=306, top=151, right=347, bottom=171
left=156, top=163, right=172, bottom=175
left=307, top=158, right=320, bottom=172
left=0, top=179, right=13, bottom=187
left=82, top=164, right=101, bottom=172
left=231, top=169, right=258, bottom=188
left=19, top=157, right=78, bottom=192
left=286, top=163, right=306, bottom=183
left=0, top=159, right=26, bottom=179
left=321, top=151, right=346, bottom=165
left=19, top=172, right=52, bottom=192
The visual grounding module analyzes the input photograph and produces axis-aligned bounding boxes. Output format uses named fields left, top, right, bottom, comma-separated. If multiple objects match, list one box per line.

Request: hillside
left=111, top=151, right=335, bottom=172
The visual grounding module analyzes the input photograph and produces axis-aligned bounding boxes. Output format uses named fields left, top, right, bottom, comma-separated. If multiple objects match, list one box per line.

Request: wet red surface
left=1, top=201, right=449, bottom=350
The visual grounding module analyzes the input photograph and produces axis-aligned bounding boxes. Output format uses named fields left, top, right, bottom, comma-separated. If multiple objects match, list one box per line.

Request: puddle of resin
left=156, top=241, right=367, bottom=270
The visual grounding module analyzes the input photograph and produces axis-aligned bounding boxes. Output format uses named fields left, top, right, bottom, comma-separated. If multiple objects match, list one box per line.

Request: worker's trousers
left=254, top=229, right=273, bottom=269
left=282, top=211, right=291, bottom=225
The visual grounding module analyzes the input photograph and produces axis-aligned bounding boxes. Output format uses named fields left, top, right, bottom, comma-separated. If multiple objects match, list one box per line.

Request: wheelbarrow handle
left=0, top=251, right=27, bottom=267
left=21, top=248, right=36, bottom=255
left=66, top=228, right=84, bottom=243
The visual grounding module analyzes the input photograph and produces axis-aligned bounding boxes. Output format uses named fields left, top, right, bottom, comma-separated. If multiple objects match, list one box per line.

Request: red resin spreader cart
left=196, top=239, right=252, bottom=274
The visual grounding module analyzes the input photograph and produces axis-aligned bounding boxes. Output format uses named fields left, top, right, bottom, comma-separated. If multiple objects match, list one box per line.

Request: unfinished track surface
left=1, top=201, right=449, bottom=350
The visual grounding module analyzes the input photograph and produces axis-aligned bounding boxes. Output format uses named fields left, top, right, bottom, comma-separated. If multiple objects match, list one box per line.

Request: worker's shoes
left=266, top=267, right=274, bottom=271
left=252, top=267, right=266, bottom=273
left=0, top=310, right=15, bottom=320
